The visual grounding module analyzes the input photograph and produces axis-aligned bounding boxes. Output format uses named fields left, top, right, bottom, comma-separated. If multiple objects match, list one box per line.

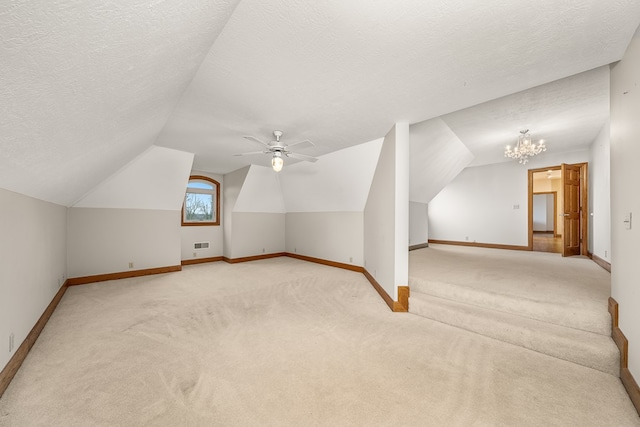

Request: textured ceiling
left=2, top=1, right=640, bottom=205
left=441, top=66, right=611, bottom=166
left=0, top=0, right=240, bottom=205
left=157, top=0, right=640, bottom=174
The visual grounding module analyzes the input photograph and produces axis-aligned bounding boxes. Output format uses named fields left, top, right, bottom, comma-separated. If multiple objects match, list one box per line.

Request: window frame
left=181, top=175, right=220, bottom=226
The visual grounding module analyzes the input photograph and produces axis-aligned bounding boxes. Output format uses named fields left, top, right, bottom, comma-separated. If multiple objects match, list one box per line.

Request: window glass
left=187, top=182, right=213, bottom=190
left=182, top=176, right=220, bottom=226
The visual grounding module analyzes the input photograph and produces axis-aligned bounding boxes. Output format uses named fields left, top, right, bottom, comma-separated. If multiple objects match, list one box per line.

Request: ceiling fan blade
left=285, top=139, right=314, bottom=150
left=233, top=151, right=267, bottom=156
left=286, top=152, right=318, bottom=162
left=243, top=135, right=270, bottom=148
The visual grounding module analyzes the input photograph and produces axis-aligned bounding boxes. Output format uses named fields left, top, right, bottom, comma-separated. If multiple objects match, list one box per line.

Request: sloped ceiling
left=279, top=139, right=383, bottom=213
left=410, top=118, right=474, bottom=204
left=233, top=165, right=286, bottom=213
left=72, top=146, right=194, bottom=211
left=0, top=0, right=240, bottom=206
left=442, top=66, right=611, bottom=167
left=156, top=0, right=640, bottom=174
left=2, top=1, right=640, bottom=206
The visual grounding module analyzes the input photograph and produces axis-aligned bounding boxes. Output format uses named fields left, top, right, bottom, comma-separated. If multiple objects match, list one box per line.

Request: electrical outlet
left=349, top=257, right=353, bottom=263
left=9, top=333, right=14, bottom=353
left=128, top=262, right=134, bottom=269
left=193, top=252, right=197, bottom=258
left=263, top=248, right=265, bottom=253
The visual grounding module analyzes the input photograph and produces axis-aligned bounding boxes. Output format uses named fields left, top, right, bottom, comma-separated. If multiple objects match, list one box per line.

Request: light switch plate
left=624, top=212, right=632, bottom=230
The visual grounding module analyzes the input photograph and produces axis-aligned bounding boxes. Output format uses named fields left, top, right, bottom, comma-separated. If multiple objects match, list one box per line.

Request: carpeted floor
left=409, top=244, right=620, bottom=376
left=1, top=256, right=638, bottom=426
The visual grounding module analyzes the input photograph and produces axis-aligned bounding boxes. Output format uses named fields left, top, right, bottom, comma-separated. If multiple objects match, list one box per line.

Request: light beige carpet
left=409, top=244, right=620, bottom=376
left=1, top=257, right=638, bottom=426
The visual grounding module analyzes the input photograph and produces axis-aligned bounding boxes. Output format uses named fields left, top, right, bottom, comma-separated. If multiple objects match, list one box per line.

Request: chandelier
left=504, top=129, right=546, bottom=164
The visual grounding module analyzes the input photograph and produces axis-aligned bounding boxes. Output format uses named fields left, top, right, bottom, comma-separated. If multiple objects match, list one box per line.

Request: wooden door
left=561, top=163, right=581, bottom=257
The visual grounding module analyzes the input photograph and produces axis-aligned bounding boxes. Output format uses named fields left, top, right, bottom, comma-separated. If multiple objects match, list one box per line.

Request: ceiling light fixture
left=504, top=129, right=546, bottom=164
left=271, top=151, right=284, bottom=172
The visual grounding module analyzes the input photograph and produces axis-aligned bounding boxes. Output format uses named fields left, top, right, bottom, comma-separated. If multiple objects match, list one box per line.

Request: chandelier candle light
left=504, top=129, right=546, bottom=164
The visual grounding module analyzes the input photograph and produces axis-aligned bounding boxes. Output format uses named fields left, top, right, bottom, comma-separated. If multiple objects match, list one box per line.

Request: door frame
left=527, top=163, right=589, bottom=255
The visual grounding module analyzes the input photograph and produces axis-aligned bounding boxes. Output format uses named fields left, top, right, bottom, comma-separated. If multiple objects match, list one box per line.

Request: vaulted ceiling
left=2, top=1, right=639, bottom=206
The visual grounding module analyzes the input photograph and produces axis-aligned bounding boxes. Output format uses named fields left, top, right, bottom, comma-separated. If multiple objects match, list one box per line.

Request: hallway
left=533, top=231, right=562, bottom=253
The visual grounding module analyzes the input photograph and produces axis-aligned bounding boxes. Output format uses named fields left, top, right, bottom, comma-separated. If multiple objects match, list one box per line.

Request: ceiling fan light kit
left=271, top=151, right=283, bottom=172
left=504, top=129, right=547, bottom=164
left=234, top=130, right=318, bottom=172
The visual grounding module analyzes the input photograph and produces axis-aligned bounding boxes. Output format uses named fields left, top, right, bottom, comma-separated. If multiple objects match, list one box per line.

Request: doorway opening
left=533, top=191, right=560, bottom=253
left=528, top=163, right=588, bottom=256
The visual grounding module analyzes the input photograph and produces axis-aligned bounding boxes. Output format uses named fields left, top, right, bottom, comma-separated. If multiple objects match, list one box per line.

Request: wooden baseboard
left=608, top=297, right=640, bottom=416
left=363, top=269, right=394, bottom=310
left=409, top=243, right=429, bottom=251
left=0, top=281, right=68, bottom=399
left=428, top=239, right=529, bottom=251
left=67, top=265, right=182, bottom=286
left=222, top=252, right=287, bottom=264
left=394, top=286, right=410, bottom=312
left=181, top=256, right=223, bottom=266
left=285, top=253, right=364, bottom=272
left=622, top=368, right=640, bottom=415
left=362, top=269, right=409, bottom=312
left=591, top=253, right=611, bottom=273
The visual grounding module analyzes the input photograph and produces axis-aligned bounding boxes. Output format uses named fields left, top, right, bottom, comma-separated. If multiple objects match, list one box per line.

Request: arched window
left=182, top=175, right=220, bottom=226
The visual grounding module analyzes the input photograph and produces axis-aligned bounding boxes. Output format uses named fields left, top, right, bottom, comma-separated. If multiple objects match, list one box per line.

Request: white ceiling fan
left=234, top=130, right=318, bottom=172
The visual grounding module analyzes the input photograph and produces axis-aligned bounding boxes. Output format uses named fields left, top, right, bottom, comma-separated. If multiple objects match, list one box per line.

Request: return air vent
left=194, top=242, right=210, bottom=250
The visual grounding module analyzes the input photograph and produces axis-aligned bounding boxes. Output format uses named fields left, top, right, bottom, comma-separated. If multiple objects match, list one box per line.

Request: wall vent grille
left=194, top=242, right=210, bottom=250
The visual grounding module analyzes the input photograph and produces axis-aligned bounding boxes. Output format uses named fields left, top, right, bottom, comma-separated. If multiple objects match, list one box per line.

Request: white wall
left=589, top=122, right=611, bottom=261
left=532, top=194, right=554, bottom=232
left=67, top=208, right=181, bottom=277
left=286, top=212, right=363, bottom=265
left=223, top=165, right=285, bottom=259
left=533, top=195, right=547, bottom=231
left=364, top=123, right=409, bottom=300
left=230, top=212, right=285, bottom=258
left=180, top=170, right=224, bottom=261
left=409, top=202, right=428, bottom=246
left=0, top=188, right=67, bottom=372
left=429, top=151, right=589, bottom=246
left=222, top=166, right=249, bottom=258
left=610, top=26, right=640, bottom=379
left=68, top=145, right=193, bottom=273
left=546, top=194, right=555, bottom=231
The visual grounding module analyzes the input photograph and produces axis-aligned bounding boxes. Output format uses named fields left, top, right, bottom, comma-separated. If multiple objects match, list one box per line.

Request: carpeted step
left=409, top=277, right=611, bottom=336
left=409, top=291, right=619, bottom=376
